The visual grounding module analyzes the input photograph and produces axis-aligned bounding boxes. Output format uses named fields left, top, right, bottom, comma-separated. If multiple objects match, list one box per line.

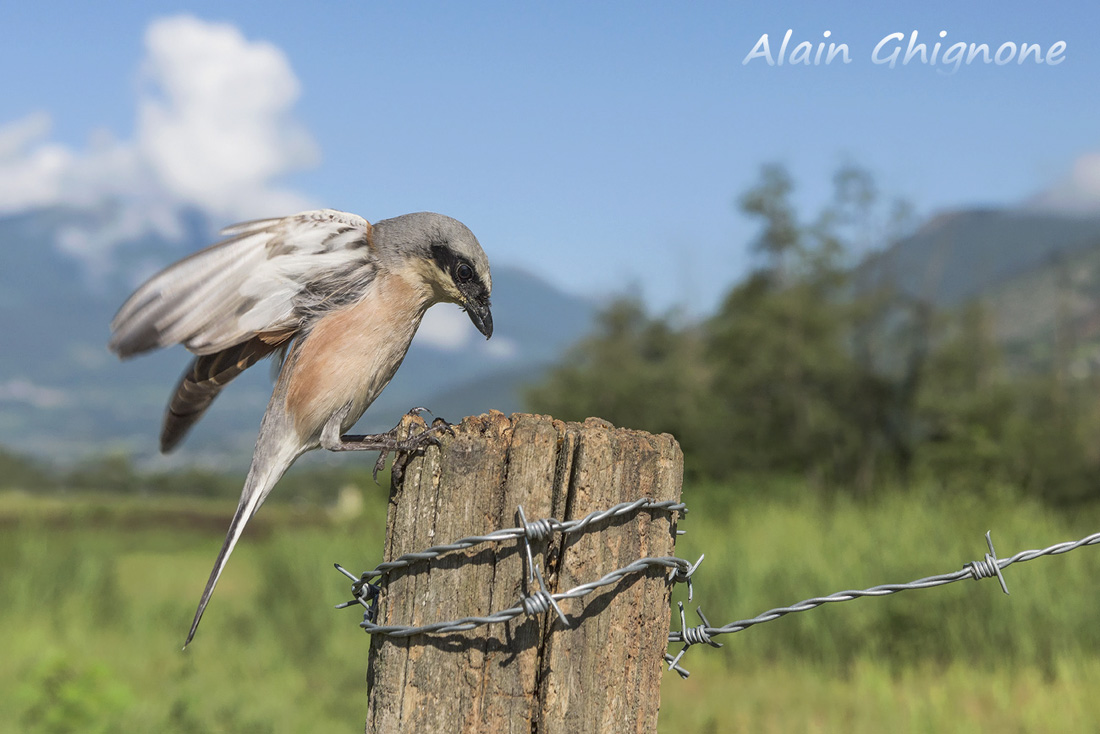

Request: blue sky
left=1, top=2, right=1097, bottom=313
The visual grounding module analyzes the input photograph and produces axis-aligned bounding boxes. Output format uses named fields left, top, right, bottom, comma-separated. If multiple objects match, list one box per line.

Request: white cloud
left=0, top=378, right=68, bottom=409
left=137, top=16, right=318, bottom=218
left=0, top=15, right=318, bottom=274
left=417, top=306, right=477, bottom=350
left=0, top=110, right=52, bottom=159
left=484, top=336, right=518, bottom=360
left=1031, top=153, right=1100, bottom=213
left=0, top=112, right=72, bottom=212
left=415, top=305, right=518, bottom=360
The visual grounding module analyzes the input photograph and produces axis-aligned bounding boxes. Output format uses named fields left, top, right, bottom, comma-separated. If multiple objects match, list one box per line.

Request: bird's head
left=376, top=212, right=493, bottom=338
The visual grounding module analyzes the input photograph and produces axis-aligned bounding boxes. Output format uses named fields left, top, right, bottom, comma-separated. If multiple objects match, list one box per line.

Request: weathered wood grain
left=364, top=412, right=684, bottom=734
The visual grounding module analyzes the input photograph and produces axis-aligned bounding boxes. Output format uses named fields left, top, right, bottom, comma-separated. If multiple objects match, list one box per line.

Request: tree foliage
left=525, top=298, right=712, bottom=469
left=527, top=164, right=1100, bottom=503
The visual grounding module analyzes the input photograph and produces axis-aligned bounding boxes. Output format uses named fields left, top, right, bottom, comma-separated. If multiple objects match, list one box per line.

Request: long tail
left=183, top=433, right=301, bottom=648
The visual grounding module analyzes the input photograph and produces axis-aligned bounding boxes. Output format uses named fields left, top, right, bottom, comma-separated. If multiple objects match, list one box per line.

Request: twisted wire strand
left=662, top=528, right=1100, bottom=677
left=334, top=498, right=1100, bottom=680
left=354, top=555, right=695, bottom=638
left=352, top=498, right=686, bottom=587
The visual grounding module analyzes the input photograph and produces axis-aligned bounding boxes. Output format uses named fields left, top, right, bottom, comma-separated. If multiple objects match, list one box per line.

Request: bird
left=108, top=209, right=493, bottom=647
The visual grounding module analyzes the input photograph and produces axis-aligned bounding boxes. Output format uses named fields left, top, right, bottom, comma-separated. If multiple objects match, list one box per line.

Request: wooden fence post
left=363, top=411, right=684, bottom=733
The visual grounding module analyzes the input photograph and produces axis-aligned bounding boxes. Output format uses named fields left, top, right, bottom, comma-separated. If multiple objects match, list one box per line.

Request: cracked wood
left=364, top=411, right=684, bottom=734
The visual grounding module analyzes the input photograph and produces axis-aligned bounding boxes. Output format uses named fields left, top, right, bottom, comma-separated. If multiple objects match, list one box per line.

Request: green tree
left=525, top=297, right=711, bottom=470
left=0, top=447, right=56, bottom=491
left=702, top=163, right=904, bottom=490
left=912, top=302, right=1015, bottom=489
left=1002, top=374, right=1100, bottom=504
left=739, top=163, right=801, bottom=278
left=524, top=162, right=1100, bottom=503
left=527, top=163, right=919, bottom=491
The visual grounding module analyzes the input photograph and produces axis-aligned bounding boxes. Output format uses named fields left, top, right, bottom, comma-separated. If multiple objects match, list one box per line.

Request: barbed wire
left=335, top=497, right=693, bottom=634
left=662, top=528, right=1100, bottom=677
left=337, top=555, right=695, bottom=637
left=334, top=499, right=1100, bottom=679
left=346, top=497, right=687, bottom=582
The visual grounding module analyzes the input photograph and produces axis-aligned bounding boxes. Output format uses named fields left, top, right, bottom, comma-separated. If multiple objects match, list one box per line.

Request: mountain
left=10, top=202, right=1100, bottom=467
left=858, top=207, right=1100, bottom=374
left=0, top=206, right=595, bottom=466
left=859, top=208, right=1100, bottom=305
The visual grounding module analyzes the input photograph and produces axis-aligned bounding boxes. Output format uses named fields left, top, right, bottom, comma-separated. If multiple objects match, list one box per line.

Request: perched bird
left=108, top=209, right=493, bottom=646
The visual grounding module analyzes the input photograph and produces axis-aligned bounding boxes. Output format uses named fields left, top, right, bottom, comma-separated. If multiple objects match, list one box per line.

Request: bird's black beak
left=465, top=297, right=493, bottom=339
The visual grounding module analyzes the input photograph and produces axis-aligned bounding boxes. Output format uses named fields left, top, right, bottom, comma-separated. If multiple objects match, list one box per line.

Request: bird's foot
left=332, top=409, right=453, bottom=481
left=328, top=409, right=449, bottom=481
left=382, top=415, right=455, bottom=483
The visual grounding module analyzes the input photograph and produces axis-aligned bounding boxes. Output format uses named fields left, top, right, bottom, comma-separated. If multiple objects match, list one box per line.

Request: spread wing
left=109, top=209, right=377, bottom=358
left=159, top=338, right=287, bottom=453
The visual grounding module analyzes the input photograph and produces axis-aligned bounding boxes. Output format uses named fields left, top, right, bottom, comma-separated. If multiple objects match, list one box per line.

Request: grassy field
left=661, top=480, right=1100, bottom=733
left=2, top=481, right=1098, bottom=732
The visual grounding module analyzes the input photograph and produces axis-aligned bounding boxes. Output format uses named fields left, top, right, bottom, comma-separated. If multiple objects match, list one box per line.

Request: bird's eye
left=455, top=263, right=473, bottom=283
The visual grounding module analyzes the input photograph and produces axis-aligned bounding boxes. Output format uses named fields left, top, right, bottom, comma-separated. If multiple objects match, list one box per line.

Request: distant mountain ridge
left=860, top=208, right=1100, bottom=305
left=8, top=203, right=1100, bottom=465
left=0, top=206, right=595, bottom=466
left=858, top=207, right=1100, bottom=375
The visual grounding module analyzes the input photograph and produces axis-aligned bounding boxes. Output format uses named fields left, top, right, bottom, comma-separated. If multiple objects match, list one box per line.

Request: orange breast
left=285, top=272, right=427, bottom=442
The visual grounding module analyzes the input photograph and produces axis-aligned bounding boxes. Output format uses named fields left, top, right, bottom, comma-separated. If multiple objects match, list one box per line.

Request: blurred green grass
left=2, top=482, right=1098, bottom=732
left=660, top=480, right=1100, bottom=732
left=1, top=489, right=390, bottom=733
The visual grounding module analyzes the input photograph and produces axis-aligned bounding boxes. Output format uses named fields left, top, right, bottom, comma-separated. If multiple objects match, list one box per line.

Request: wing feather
left=109, top=209, right=375, bottom=358
left=160, top=335, right=288, bottom=452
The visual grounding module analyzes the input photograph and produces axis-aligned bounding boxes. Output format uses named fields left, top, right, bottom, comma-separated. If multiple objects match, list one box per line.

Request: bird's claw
left=372, top=452, right=389, bottom=482
left=431, top=416, right=456, bottom=437
left=371, top=414, right=453, bottom=482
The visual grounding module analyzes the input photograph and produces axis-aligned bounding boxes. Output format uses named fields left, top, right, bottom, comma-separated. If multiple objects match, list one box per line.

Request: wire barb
left=517, top=505, right=555, bottom=583
left=331, top=498, right=1099, bottom=680
left=334, top=563, right=380, bottom=622
left=668, top=554, right=704, bottom=602
left=335, top=499, right=688, bottom=638
left=350, top=498, right=685, bottom=583
left=525, top=562, right=569, bottom=627
left=665, top=602, right=723, bottom=678
left=968, top=530, right=1010, bottom=594
left=661, top=528, right=1100, bottom=676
